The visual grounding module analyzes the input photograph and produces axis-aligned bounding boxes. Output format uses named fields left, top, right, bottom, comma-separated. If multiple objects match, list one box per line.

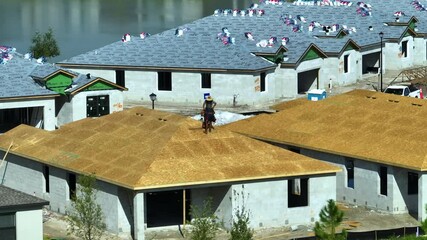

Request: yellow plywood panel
left=226, top=90, right=427, bottom=171
left=0, top=107, right=340, bottom=190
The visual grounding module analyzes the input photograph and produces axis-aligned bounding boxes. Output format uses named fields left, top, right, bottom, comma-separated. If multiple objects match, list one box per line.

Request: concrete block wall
left=303, top=174, right=337, bottom=223
left=0, top=154, right=45, bottom=196
left=117, top=187, right=134, bottom=235
left=49, top=167, right=70, bottom=214
left=95, top=180, right=120, bottom=233
left=232, top=181, right=287, bottom=229
left=302, top=148, right=415, bottom=214
left=190, top=185, right=233, bottom=229
left=16, top=209, right=43, bottom=240
left=231, top=175, right=335, bottom=229
left=392, top=167, right=417, bottom=214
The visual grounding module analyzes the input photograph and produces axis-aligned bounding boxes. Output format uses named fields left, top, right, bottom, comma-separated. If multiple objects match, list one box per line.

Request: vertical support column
left=418, top=174, right=427, bottom=221
left=133, top=192, right=145, bottom=240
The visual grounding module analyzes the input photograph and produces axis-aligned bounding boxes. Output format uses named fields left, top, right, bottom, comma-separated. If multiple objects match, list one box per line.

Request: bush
left=229, top=206, right=253, bottom=240
left=188, top=198, right=220, bottom=240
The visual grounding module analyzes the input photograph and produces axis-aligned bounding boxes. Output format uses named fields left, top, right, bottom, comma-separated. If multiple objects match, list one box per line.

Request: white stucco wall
left=413, top=38, right=427, bottom=66
left=419, top=174, right=427, bottom=221
left=277, top=68, right=298, bottom=98
left=16, top=209, right=43, bottom=240
left=0, top=98, right=56, bottom=130
left=59, top=68, right=279, bottom=106
left=57, top=90, right=124, bottom=127
left=385, top=36, right=415, bottom=70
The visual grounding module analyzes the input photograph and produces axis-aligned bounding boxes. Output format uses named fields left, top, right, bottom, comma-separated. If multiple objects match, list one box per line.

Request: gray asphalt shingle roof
left=0, top=52, right=116, bottom=99
left=59, top=0, right=427, bottom=71
left=0, top=53, right=57, bottom=99
left=0, top=185, right=48, bottom=210
left=30, top=64, right=77, bottom=80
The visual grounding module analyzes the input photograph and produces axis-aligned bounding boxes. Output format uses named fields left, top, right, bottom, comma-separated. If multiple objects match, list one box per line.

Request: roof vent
left=86, top=73, right=91, bottom=79
left=411, top=103, right=422, bottom=107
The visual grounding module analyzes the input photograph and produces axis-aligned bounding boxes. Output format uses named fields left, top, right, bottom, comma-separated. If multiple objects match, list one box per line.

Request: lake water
left=1, top=0, right=251, bottom=62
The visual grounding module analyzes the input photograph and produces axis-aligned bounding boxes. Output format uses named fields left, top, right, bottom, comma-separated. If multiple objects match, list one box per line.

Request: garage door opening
left=362, top=52, right=380, bottom=74
left=146, top=190, right=191, bottom=228
left=297, top=69, right=319, bottom=94
left=0, top=107, right=44, bottom=133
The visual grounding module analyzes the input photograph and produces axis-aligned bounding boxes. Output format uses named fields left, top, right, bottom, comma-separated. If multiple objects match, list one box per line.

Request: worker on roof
left=202, top=95, right=217, bottom=125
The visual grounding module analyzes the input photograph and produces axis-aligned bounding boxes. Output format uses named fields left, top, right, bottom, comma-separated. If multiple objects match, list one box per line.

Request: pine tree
left=66, top=174, right=106, bottom=240
left=314, top=199, right=347, bottom=240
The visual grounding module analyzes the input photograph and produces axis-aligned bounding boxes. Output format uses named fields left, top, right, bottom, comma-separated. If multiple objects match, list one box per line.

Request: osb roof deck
left=226, top=90, right=427, bottom=171
left=0, top=107, right=339, bottom=190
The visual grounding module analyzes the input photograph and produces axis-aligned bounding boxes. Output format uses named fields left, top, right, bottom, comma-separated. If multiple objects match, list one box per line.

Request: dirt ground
left=43, top=202, right=421, bottom=240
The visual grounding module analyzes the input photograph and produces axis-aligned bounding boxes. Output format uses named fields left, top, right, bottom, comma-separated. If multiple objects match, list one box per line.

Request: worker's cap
left=206, top=96, right=213, bottom=101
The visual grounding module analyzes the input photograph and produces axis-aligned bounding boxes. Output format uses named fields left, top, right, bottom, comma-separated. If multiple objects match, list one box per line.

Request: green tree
left=187, top=198, right=220, bottom=240
left=66, top=174, right=106, bottom=240
left=314, top=199, right=347, bottom=240
left=29, top=27, right=60, bottom=60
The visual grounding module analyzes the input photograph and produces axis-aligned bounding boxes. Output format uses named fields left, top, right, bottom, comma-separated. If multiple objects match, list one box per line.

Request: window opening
left=344, top=55, right=349, bottom=73
left=115, top=70, right=125, bottom=87
left=201, top=73, right=211, bottom=89
left=260, top=72, right=266, bottom=92
left=288, top=178, right=308, bottom=207
left=345, top=159, right=354, bottom=189
left=68, top=173, right=76, bottom=200
left=43, top=165, right=50, bottom=193
left=380, top=166, right=387, bottom=196
left=158, top=72, right=172, bottom=91
left=402, top=41, right=408, bottom=58
left=408, top=172, right=418, bottom=195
